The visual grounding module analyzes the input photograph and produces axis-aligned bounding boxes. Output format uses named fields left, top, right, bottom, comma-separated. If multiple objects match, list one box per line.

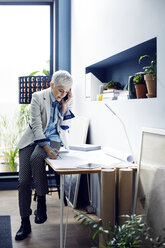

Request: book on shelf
left=69, top=144, right=101, bottom=151
left=103, top=89, right=121, bottom=94
left=117, top=95, right=129, bottom=100
left=117, top=90, right=129, bottom=100
left=102, top=95, right=117, bottom=101
left=102, top=90, right=129, bottom=101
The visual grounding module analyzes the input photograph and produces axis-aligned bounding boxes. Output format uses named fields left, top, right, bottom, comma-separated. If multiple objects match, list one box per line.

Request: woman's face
left=50, top=83, right=71, bottom=102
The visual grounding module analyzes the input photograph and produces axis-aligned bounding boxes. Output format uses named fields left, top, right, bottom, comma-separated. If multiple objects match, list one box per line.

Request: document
left=46, top=151, right=89, bottom=170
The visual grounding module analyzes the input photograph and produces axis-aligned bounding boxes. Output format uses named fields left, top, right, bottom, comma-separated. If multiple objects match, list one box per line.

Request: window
left=0, top=4, right=52, bottom=106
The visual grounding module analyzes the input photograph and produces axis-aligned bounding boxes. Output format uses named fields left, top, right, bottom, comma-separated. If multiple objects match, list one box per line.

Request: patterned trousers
left=18, top=141, right=61, bottom=218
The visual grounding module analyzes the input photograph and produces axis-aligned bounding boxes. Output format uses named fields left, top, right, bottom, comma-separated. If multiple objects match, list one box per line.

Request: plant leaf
left=29, top=71, right=40, bottom=76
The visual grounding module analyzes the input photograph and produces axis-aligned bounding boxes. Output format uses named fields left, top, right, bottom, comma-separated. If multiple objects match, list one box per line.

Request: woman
left=15, top=70, right=74, bottom=241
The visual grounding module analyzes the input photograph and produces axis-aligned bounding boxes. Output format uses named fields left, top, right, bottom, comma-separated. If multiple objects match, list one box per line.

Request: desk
left=45, top=150, right=136, bottom=248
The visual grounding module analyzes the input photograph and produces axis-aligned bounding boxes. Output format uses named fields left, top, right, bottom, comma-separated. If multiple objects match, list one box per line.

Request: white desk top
left=45, top=149, right=133, bottom=174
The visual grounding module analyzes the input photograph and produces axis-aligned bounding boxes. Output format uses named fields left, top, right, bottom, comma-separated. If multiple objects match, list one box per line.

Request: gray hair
left=51, top=70, right=73, bottom=87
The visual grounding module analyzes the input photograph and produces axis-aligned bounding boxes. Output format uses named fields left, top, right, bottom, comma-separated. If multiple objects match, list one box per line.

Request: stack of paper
left=69, top=144, right=101, bottom=151
left=59, top=147, right=70, bottom=153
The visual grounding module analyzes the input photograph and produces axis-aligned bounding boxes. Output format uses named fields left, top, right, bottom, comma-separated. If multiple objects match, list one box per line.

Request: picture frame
left=135, top=127, right=165, bottom=237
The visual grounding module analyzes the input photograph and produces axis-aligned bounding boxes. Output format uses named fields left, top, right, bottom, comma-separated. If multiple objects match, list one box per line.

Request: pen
left=47, top=144, right=62, bottom=159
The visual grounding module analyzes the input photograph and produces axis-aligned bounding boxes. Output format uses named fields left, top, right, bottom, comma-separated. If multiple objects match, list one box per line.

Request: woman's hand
left=43, top=145, right=59, bottom=159
left=61, top=91, right=72, bottom=114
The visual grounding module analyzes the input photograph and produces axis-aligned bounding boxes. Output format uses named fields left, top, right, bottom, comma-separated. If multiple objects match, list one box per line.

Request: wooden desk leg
left=60, top=174, right=64, bottom=248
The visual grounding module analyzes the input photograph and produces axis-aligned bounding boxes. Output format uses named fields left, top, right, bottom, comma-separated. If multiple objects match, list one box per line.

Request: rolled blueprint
left=99, top=169, right=115, bottom=247
left=118, top=168, right=133, bottom=225
left=103, top=147, right=134, bottom=163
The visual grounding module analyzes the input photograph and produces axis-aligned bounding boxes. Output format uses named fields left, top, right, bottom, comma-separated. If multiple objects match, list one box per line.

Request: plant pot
left=144, top=74, right=156, bottom=98
left=135, top=84, right=147, bottom=99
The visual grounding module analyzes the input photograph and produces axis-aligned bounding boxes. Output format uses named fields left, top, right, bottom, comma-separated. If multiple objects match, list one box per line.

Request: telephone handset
left=64, top=93, right=68, bottom=101
left=63, top=89, right=71, bottom=101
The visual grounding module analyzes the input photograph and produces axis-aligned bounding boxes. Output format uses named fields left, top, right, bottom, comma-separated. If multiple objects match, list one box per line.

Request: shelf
left=85, top=38, right=157, bottom=101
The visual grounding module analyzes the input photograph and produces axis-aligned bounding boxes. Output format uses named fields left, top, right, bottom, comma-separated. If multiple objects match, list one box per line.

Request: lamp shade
left=18, top=75, right=51, bottom=104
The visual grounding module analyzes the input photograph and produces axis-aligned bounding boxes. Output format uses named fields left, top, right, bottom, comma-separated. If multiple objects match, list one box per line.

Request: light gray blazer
left=17, top=87, right=74, bottom=150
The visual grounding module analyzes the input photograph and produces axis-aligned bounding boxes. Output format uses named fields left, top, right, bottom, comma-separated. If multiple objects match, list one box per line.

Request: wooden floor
left=0, top=190, right=94, bottom=248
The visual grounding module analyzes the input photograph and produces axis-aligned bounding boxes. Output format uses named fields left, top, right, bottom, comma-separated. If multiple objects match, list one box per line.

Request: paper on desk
left=103, top=147, right=133, bottom=163
left=46, top=150, right=128, bottom=170
left=79, top=150, right=127, bottom=168
left=46, top=151, right=89, bottom=169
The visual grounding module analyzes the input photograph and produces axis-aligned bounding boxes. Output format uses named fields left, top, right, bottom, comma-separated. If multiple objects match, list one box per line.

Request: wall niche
left=85, top=37, right=157, bottom=101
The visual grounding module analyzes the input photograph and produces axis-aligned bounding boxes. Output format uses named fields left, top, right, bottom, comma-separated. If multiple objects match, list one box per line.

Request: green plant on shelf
left=104, top=81, right=122, bottom=90
left=74, top=211, right=165, bottom=248
left=133, top=73, right=145, bottom=84
left=139, top=54, right=157, bottom=79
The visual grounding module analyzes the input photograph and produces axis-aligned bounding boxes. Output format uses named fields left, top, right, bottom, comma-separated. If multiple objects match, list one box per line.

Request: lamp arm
left=105, top=103, right=135, bottom=163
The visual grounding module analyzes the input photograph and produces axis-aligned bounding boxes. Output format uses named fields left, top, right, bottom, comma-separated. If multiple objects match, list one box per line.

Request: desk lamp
left=104, top=103, right=135, bottom=163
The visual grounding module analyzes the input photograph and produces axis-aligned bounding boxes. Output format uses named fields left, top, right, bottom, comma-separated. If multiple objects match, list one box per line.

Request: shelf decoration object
left=18, top=75, right=51, bottom=104
left=144, top=74, right=156, bottom=98
left=133, top=73, right=147, bottom=99
left=139, top=54, right=157, bottom=98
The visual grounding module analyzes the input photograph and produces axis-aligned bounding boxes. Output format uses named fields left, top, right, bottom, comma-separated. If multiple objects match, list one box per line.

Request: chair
left=46, top=165, right=68, bottom=205
left=33, top=166, right=68, bottom=205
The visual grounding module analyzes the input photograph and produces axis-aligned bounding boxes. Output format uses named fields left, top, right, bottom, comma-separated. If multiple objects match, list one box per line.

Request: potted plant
left=0, top=115, right=19, bottom=172
left=0, top=104, right=30, bottom=172
left=74, top=212, right=165, bottom=248
left=3, top=147, right=18, bottom=172
left=139, top=54, right=157, bottom=98
left=133, top=73, right=147, bottom=99
left=104, top=81, right=122, bottom=90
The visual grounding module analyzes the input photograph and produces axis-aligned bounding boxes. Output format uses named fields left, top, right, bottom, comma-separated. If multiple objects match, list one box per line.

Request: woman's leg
left=30, top=141, right=61, bottom=223
left=30, top=141, right=61, bottom=196
left=15, top=144, right=35, bottom=241
left=18, top=145, right=35, bottom=218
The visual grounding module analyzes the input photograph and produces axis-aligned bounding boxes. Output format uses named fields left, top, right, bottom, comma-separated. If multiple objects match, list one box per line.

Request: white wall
left=71, top=0, right=165, bottom=162
left=71, top=0, right=165, bottom=215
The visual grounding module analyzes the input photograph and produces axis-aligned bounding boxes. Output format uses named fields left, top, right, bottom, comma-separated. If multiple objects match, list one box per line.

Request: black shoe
left=15, top=218, right=31, bottom=241
left=35, top=196, right=47, bottom=224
